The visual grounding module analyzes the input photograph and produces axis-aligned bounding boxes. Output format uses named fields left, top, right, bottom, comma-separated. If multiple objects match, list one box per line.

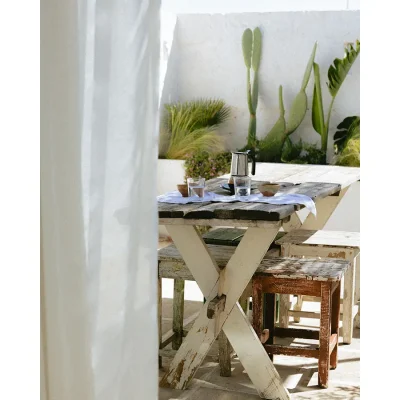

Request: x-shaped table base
left=159, top=189, right=349, bottom=399
left=159, top=223, right=290, bottom=400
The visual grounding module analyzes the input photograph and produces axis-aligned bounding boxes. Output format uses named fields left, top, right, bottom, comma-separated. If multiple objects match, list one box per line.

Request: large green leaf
left=334, top=116, right=360, bottom=154
left=327, top=40, right=360, bottom=97
left=242, top=29, right=253, bottom=69
left=301, top=42, right=318, bottom=91
left=252, top=27, right=262, bottom=71
left=311, top=62, right=325, bottom=136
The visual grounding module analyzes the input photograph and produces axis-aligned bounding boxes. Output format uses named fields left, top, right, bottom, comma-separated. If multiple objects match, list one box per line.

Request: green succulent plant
left=312, top=40, right=360, bottom=163
left=160, top=99, right=230, bottom=159
left=257, top=42, right=317, bottom=162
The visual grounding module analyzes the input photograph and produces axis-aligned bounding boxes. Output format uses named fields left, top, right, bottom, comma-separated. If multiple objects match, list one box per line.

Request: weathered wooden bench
left=252, top=257, right=350, bottom=388
left=158, top=237, right=280, bottom=376
left=275, top=230, right=360, bottom=344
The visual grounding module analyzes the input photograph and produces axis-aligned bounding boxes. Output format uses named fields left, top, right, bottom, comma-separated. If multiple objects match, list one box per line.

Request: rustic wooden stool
left=275, top=230, right=360, bottom=344
left=158, top=238, right=280, bottom=376
left=252, top=257, right=350, bottom=388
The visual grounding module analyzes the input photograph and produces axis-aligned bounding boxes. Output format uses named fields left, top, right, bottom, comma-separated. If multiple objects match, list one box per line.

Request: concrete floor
left=158, top=241, right=360, bottom=400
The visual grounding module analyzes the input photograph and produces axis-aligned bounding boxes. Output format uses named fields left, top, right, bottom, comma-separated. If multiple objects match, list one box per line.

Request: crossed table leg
left=159, top=223, right=290, bottom=400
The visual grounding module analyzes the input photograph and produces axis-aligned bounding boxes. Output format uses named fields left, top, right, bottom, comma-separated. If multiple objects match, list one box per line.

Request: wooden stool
left=275, top=230, right=360, bottom=344
left=252, top=257, right=350, bottom=388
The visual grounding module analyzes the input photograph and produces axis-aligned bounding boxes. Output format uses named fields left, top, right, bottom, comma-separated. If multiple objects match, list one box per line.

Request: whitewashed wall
left=171, top=11, right=360, bottom=159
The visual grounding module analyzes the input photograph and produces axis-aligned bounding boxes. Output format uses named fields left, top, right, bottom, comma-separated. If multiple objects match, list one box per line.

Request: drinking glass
left=233, top=176, right=251, bottom=198
left=187, top=177, right=206, bottom=198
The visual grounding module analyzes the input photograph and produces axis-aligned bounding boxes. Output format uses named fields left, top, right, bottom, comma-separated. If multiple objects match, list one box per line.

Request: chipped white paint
left=160, top=224, right=289, bottom=399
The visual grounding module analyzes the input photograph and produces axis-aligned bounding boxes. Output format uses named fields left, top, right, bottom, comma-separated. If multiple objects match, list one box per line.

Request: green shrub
left=184, top=151, right=232, bottom=182
left=281, top=139, right=326, bottom=165
left=334, top=116, right=360, bottom=167
left=335, top=138, right=360, bottom=167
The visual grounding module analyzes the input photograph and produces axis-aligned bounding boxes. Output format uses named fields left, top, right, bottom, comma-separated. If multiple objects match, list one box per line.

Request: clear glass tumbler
left=233, top=176, right=251, bottom=198
left=187, top=177, right=206, bottom=198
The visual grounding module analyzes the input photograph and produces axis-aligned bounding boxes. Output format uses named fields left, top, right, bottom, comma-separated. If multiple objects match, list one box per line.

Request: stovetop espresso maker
left=230, top=150, right=256, bottom=177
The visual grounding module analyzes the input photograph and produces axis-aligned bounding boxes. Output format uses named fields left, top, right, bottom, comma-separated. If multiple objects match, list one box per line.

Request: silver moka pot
left=230, top=150, right=256, bottom=177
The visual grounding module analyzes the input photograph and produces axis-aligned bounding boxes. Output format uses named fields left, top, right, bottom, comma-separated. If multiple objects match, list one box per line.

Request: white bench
left=276, top=230, right=360, bottom=344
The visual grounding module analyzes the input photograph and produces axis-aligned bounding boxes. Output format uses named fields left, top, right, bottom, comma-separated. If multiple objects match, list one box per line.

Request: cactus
left=242, top=27, right=262, bottom=149
left=257, top=42, right=317, bottom=162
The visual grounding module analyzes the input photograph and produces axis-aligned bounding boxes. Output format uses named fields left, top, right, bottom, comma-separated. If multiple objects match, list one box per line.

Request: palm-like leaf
left=327, top=40, right=360, bottom=97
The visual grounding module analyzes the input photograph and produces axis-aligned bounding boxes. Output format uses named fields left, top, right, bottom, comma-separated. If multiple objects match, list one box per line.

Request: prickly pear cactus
left=257, top=42, right=318, bottom=162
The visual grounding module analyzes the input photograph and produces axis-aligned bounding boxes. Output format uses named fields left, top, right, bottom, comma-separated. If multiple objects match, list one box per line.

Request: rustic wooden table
left=158, top=164, right=360, bottom=399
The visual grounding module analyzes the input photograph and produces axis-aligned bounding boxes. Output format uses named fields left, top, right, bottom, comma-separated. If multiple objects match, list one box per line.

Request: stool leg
left=343, top=261, right=355, bottom=344
left=293, top=295, right=304, bottom=323
left=319, top=282, right=332, bottom=388
left=158, top=276, right=162, bottom=369
left=354, top=255, right=360, bottom=328
left=279, top=294, right=290, bottom=328
left=172, top=279, right=185, bottom=350
left=265, top=292, right=276, bottom=362
left=330, top=282, right=341, bottom=370
left=252, top=278, right=263, bottom=339
left=218, top=331, right=232, bottom=377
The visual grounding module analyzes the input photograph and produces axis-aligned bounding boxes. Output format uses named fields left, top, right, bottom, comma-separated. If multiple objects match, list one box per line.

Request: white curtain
left=41, top=0, right=161, bottom=399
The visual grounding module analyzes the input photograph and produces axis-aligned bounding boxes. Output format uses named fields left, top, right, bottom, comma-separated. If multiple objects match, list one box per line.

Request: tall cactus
left=242, top=27, right=262, bottom=149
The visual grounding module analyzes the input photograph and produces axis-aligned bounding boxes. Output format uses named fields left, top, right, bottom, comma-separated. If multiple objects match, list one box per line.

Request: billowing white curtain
left=41, top=0, right=160, bottom=399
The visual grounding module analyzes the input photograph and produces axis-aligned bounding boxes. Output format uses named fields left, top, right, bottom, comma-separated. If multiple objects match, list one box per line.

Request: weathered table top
left=158, top=177, right=341, bottom=221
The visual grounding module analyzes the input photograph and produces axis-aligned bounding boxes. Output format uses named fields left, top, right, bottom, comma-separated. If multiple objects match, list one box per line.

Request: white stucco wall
left=172, top=11, right=360, bottom=159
